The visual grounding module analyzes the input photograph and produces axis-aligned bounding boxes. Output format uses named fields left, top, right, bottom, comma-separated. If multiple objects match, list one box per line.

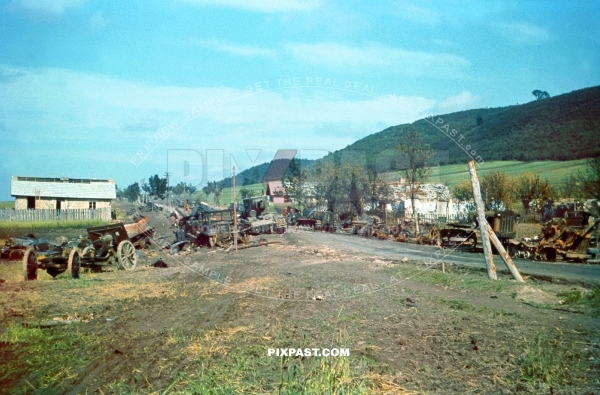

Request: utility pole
left=164, top=172, right=171, bottom=211
left=233, top=166, right=238, bottom=255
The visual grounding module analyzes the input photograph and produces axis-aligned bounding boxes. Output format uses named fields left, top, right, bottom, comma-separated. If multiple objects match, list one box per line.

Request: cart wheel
left=67, top=249, right=81, bottom=279
left=22, top=248, right=37, bottom=281
left=117, top=240, right=137, bottom=270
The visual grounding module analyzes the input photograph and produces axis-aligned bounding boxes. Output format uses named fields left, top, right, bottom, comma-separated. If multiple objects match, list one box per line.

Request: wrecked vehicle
left=440, top=211, right=519, bottom=251
left=177, top=205, right=237, bottom=248
left=175, top=196, right=285, bottom=251
left=23, top=217, right=152, bottom=280
left=352, top=215, right=389, bottom=239
left=239, top=196, right=287, bottom=235
left=2, top=234, right=49, bottom=260
left=508, top=211, right=599, bottom=262
left=416, top=226, right=441, bottom=246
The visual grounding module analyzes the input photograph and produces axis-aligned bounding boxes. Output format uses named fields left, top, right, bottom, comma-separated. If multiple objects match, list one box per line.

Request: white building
left=388, top=183, right=459, bottom=217
left=11, top=176, right=116, bottom=210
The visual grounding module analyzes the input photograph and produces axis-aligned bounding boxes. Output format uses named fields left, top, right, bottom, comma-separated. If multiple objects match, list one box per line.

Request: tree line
left=116, top=175, right=197, bottom=203
left=452, top=157, right=600, bottom=215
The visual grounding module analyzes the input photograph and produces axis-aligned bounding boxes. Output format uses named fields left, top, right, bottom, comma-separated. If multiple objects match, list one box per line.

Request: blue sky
left=0, top=0, right=598, bottom=200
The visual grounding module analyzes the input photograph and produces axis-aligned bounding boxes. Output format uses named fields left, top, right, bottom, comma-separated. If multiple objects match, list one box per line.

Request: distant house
left=10, top=176, right=116, bottom=210
left=389, top=183, right=457, bottom=217
left=264, top=180, right=289, bottom=204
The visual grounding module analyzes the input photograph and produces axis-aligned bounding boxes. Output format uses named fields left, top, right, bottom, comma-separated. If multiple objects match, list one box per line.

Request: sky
left=0, top=0, right=599, bottom=200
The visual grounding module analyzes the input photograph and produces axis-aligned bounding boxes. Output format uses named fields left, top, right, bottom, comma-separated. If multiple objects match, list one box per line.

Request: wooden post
left=485, top=224, right=525, bottom=282
left=233, top=166, right=238, bottom=255
left=468, top=161, right=497, bottom=280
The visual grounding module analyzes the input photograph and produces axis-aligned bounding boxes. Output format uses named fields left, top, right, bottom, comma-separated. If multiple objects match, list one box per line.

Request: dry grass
left=516, top=222, right=542, bottom=239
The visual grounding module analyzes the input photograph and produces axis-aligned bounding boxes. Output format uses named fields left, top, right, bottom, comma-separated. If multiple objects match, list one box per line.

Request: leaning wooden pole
left=468, top=161, right=497, bottom=280
left=486, top=224, right=525, bottom=282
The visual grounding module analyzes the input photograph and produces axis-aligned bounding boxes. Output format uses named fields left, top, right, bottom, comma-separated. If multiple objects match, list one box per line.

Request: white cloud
left=6, top=0, right=86, bottom=15
left=189, top=39, right=277, bottom=58
left=429, top=91, right=481, bottom=114
left=493, top=22, right=551, bottom=44
left=0, top=65, right=437, bottom=156
left=177, top=0, right=321, bottom=13
left=286, top=42, right=471, bottom=78
left=0, top=64, right=490, bottom=191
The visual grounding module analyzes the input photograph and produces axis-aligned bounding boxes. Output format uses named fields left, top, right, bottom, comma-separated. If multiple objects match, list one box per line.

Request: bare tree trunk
left=411, top=189, right=419, bottom=235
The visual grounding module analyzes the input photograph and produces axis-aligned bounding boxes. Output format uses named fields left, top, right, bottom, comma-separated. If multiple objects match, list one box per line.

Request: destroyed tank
left=239, top=196, right=287, bottom=235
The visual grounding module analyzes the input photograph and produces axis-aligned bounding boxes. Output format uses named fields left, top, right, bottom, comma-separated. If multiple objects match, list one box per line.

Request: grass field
left=0, top=219, right=108, bottom=239
left=385, top=159, right=590, bottom=188
left=0, top=201, right=14, bottom=209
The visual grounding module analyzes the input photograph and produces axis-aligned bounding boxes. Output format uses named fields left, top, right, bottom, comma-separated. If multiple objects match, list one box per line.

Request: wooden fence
left=386, top=212, right=467, bottom=225
left=0, top=208, right=112, bottom=222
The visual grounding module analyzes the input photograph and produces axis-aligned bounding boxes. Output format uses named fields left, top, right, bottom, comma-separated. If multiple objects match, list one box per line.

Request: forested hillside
left=218, top=86, right=600, bottom=183
left=324, top=85, right=600, bottom=172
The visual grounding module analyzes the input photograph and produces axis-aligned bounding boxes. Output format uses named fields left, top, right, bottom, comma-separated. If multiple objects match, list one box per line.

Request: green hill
left=323, top=85, right=600, bottom=171
left=213, top=85, right=600, bottom=196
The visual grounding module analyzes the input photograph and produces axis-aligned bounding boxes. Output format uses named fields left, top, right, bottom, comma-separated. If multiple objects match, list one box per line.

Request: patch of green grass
left=0, top=321, right=107, bottom=394
left=448, top=300, right=473, bottom=310
left=557, top=287, right=600, bottom=316
left=0, top=219, right=108, bottom=238
left=171, top=355, right=374, bottom=395
left=384, top=264, right=519, bottom=296
left=514, top=332, right=594, bottom=390
left=557, top=290, right=584, bottom=305
left=0, top=201, right=14, bottom=209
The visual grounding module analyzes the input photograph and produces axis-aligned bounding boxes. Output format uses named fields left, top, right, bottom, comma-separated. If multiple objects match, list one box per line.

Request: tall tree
left=122, top=182, right=141, bottom=203
left=213, top=183, right=223, bottom=206
left=480, top=171, right=515, bottom=210
left=148, top=175, right=167, bottom=199
left=311, top=161, right=341, bottom=212
left=515, top=172, right=554, bottom=213
left=396, top=127, right=434, bottom=233
left=532, top=89, right=550, bottom=100
left=452, top=180, right=476, bottom=217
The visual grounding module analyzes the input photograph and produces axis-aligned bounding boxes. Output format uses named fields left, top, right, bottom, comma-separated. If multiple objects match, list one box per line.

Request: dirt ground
left=1, top=207, right=599, bottom=394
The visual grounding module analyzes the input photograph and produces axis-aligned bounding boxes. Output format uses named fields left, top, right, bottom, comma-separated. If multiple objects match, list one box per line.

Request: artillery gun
left=22, top=216, right=152, bottom=280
